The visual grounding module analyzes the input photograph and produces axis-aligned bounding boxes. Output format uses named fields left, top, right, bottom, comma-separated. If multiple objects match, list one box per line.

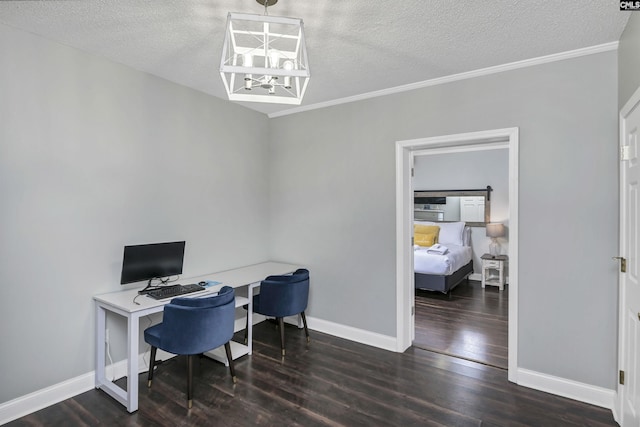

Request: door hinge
left=411, top=306, right=415, bottom=316
left=411, top=167, right=414, bottom=177
left=620, top=370, right=625, bottom=385
left=613, top=256, right=627, bottom=273
left=621, top=145, right=630, bottom=161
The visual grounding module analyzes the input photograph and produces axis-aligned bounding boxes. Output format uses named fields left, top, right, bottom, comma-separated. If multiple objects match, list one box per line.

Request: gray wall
left=0, top=24, right=269, bottom=403
left=269, top=51, right=619, bottom=389
left=619, top=13, right=640, bottom=108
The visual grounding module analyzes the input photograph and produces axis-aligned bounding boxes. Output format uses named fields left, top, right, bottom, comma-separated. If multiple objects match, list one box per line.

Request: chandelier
left=219, top=0, right=310, bottom=105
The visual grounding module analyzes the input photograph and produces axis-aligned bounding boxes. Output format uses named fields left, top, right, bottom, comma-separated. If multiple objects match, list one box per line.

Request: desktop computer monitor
left=120, top=241, right=185, bottom=285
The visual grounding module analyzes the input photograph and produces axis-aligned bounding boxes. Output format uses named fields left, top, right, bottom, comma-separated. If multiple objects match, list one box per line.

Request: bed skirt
left=414, top=260, right=474, bottom=293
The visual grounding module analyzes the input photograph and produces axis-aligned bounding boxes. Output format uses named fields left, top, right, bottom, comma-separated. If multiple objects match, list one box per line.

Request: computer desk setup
left=94, top=261, right=300, bottom=413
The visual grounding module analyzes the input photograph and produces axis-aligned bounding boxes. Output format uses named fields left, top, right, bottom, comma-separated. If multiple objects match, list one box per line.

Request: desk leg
left=247, top=282, right=260, bottom=355
left=127, top=314, right=140, bottom=413
left=94, top=302, right=136, bottom=412
left=95, top=302, right=106, bottom=388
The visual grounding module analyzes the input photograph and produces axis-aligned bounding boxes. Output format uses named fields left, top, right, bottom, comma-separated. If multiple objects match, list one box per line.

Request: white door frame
left=395, top=127, right=519, bottom=382
left=615, top=85, right=640, bottom=425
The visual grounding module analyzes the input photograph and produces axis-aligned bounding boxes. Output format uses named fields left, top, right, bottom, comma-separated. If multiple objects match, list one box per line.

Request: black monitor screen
left=120, top=241, right=185, bottom=285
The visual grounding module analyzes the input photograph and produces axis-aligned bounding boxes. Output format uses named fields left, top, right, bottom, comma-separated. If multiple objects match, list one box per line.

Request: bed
left=414, top=221, right=474, bottom=293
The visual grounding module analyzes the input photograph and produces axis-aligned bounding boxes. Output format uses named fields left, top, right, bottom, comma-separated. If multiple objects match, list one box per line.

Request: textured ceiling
left=0, top=0, right=630, bottom=116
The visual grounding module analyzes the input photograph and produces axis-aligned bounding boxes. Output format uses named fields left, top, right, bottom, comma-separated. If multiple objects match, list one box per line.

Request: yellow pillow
left=413, top=225, right=440, bottom=247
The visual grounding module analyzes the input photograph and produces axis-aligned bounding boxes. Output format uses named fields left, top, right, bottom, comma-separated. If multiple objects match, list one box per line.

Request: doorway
left=395, top=128, right=519, bottom=383
left=412, top=147, right=509, bottom=368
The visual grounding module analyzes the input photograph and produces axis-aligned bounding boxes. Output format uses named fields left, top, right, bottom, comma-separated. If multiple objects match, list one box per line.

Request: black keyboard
left=146, top=284, right=205, bottom=300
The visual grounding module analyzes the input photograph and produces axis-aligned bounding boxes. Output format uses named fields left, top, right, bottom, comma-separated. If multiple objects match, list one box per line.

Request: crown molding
left=269, top=41, right=619, bottom=119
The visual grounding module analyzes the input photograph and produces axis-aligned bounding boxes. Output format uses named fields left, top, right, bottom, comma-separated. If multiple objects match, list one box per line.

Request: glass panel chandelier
left=219, top=0, right=310, bottom=105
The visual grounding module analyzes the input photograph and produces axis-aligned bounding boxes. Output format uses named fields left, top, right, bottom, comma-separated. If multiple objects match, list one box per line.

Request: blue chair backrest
left=159, top=286, right=235, bottom=355
left=259, top=269, right=309, bottom=318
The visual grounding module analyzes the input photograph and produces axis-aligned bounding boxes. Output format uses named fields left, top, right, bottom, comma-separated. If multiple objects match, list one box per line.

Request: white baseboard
left=0, top=371, right=95, bottom=425
left=305, top=315, right=397, bottom=352
left=517, top=368, right=615, bottom=410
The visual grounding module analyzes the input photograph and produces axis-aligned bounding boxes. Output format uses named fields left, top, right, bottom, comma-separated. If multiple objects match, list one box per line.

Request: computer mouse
left=198, top=281, right=206, bottom=286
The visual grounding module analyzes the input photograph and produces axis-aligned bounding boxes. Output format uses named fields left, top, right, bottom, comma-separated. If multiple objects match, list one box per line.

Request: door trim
left=395, top=127, right=519, bottom=382
left=615, top=84, right=640, bottom=424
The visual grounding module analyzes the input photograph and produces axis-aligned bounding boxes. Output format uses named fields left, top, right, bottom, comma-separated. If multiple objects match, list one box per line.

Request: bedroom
left=411, top=148, right=510, bottom=368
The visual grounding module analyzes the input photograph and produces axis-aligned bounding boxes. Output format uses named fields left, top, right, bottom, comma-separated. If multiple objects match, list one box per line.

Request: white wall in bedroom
left=413, top=149, right=509, bottom=275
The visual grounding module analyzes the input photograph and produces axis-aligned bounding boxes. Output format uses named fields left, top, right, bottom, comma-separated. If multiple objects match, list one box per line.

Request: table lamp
left=486, top=223, right=505, bottom=257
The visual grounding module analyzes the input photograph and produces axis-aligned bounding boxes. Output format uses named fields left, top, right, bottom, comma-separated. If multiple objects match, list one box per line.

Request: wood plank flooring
left=8, top=320, right=615, bottom=426
left=415, top=279, right=508, bottom=369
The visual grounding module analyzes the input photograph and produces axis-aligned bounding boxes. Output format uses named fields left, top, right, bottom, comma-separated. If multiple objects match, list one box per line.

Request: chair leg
left=301, top=311, right=310, bottom=343
left=278, top=317, right=286, bottom=356
left=187, top=354, right=194, bottom=409
left=224, top=342, right=237, bottom=383
left=244, top=309, right=249, bottom=345
left=148, top=346, right=157, bottom=387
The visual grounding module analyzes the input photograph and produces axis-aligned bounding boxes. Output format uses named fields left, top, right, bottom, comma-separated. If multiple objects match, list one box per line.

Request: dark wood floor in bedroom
left=415, top=279, right=508, bottom=369
left=8, top=320, right=615, bottom=426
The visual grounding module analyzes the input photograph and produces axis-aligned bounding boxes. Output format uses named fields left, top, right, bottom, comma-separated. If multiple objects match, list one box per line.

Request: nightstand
left=481, top=254, right=508, bottom=290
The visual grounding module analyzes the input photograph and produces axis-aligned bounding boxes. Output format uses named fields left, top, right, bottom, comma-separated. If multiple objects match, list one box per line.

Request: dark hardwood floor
left=8, top=320, right=615, bottom=426
left=415, top=279, right=508, bottom=369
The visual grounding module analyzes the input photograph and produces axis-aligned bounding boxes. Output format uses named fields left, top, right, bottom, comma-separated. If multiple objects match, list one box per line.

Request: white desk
left=94, top=261, right=300, bottom=413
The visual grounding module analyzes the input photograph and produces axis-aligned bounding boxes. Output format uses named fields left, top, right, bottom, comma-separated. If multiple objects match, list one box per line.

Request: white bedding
left=414, top=244, right=472, bottom=275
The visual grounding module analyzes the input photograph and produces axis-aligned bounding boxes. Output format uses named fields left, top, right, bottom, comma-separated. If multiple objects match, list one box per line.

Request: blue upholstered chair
left=247, top=268, right=310, bottom=356
left=144, top=286, right=236, bottom=409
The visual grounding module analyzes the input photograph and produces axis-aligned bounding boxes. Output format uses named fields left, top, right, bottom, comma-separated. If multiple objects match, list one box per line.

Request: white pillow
left=437, top=222, right=466, bottom=246
left=462, top=226, right=471, bottom=246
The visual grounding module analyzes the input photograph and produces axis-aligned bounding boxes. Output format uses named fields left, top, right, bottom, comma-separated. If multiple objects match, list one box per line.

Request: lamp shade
left=486, top=223, right=505, bottom=238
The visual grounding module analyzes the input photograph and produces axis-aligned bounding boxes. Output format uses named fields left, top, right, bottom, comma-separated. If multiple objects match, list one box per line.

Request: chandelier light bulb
left=242, top=53, right=253, bottom=67
left=268, top=51, right=280, bottom=68
left=268, top=51, right=280, bottom=81
left=242, top=53, right=254, bottom=86
left=283, top=60, right=294, bottom=89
